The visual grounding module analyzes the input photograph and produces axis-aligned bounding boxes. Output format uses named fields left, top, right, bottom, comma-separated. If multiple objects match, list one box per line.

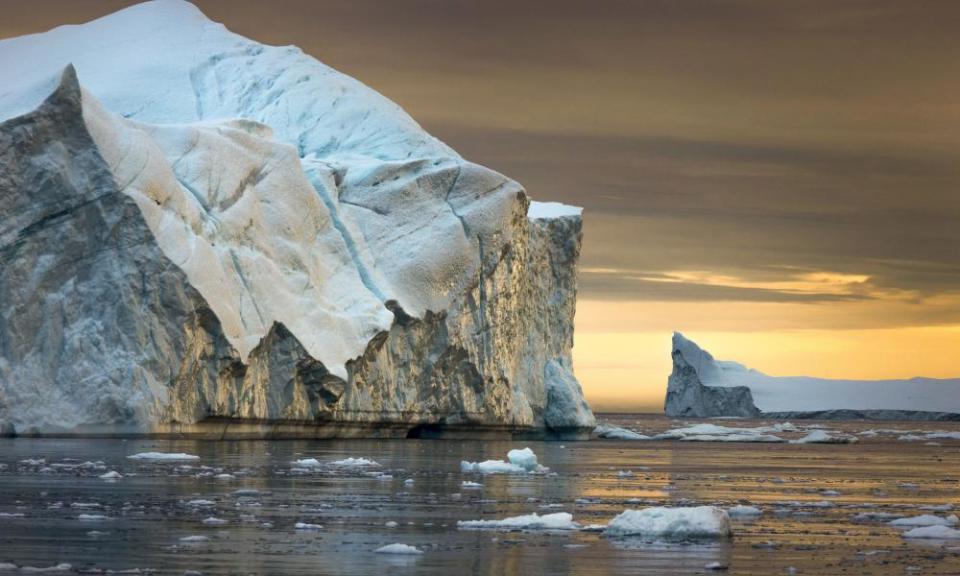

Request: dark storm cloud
left=5, top=0, right=960, bottom=328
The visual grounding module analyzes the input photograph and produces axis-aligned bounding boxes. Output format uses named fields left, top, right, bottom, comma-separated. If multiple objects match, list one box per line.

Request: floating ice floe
left=603, top=506, right=732, bottom=539
left=77, top=514, right=111, bottom=521
left=460, top=447, right=547, bottom=474
left=728, top=505, right=762, bottom=518
left=458, top=512, right=579, bottom=531
left=375, top=543, right=423, bottom=555
left=790, top=430, right=858, bottom=444
left=461, top=481, right=483, bottom=489
left=331, top=457, right=380, bottom=467
left=0, top=512, right=25, bottom=518
left=292, top=458, right=321, bottom=468
left=202, top=517, right=227, bottom=526
left=0, top=563, right=72, bottom=572
left=185, top=499, right=216, bottom=507
left=594, top=423, right=651, bottom=440
left=889, top=514, right=959, bottom=527
left=901, top=525, right=960, bottom=539
left=654, top=423, right=787, bottom=443
left=294, top=522, right=323, bottom=530
left=179, top=535, right=210, bottom=543
left=98, top=471, right=122, bottom=480
left=127, top=452, right=200, bottom=461
left=385, top=521, right=399, bottom=528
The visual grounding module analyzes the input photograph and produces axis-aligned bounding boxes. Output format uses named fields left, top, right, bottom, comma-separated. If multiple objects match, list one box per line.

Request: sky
left=5, top=1, right=960, bottom=411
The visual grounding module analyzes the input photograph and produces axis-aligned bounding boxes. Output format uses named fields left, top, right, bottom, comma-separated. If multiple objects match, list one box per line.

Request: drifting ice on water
left=0, top=1, right=594, bottom=437
left=665, top=333, right=960, bottom=420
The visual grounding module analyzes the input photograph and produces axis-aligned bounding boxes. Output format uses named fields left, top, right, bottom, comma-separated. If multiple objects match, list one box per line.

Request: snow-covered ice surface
left=0, top=0, right=594, bottom=437
left=1, top=415, right=960, bottom=574
left=666, top=332, right=960, bottom=418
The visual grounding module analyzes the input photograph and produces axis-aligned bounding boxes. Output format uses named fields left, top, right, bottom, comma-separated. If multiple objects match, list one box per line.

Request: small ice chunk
left=507, top=448, right=539, bottom=471
left=375, top=543, right=423, bottom=555
left=78, top=514, right=111, bottom=521
left=179, top=535, right=210, bottom=543
left=728, top=505, right=762, bottom=518
left=330, top=457, right=379, bottom=467
left=215, top=473, right=235, bottom=481
left=902, top=525, right=960, bottom=539
left=461, top=481, right=483, bottom=489
left=385, top=521, right=399, bottom=528
left=127, top=452, right=200, bottom=461
left=461, top=447, right=547, bottom=474
left=460, top=460, right=526, bottom=474
left=705, top=562, right=729, bottom=571
left=294, top=522, right=323, bottom=530
left=202, top=517, right=227, bottom=526
left=790, top=430, right=858, bottom=444
left=292, top=458, right=321, bottom=468
left=186, top=499, right=216, bottom=507
left=0, top=512, right=24, bottom=518
left=458, top=512, right=578, bottom=531
left=603, top=507, right=732, bottom=539
left=594, top=424, right=650, bottom=440
left=99, top=471, right=122, bottom=480
left=403, top=479, right=415, bottom=486
left=12, top=563, right=72, bottom=572
left=889, top=514, right=958, bottom=527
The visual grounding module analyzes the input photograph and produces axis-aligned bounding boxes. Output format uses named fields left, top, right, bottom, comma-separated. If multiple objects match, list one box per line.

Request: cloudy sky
left=6, top=1, right=960, bottom=410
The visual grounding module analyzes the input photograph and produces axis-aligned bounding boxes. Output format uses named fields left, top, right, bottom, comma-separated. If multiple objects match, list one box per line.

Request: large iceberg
left=665, top=333, right=960, bottom=420
left=0, top=1, right=594, bottom=437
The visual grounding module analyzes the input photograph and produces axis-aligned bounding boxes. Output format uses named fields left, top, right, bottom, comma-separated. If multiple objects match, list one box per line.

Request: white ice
left=594, top=423, right=651, bottom=440
left=458, top=512, right=579, bottom=531
left=375, top=543, right=423, bottom=555
left=889, top=515, right=959, bottom=528
left=127, top=452, right=199, bottom=461
left=901, top=525, right=960, bottom=539
left=604, top=507, right=732, bottom=539
left=790, top=430, right=858, bottom=444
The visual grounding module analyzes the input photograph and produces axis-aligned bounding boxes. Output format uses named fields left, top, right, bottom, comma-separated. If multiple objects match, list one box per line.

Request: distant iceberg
left=665, top=332, right=960, bottom=420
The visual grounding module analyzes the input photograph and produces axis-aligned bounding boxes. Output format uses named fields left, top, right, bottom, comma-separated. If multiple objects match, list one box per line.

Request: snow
left=603, top=507, right=732, bottom=539
left=901, top=525, right=960, bottom=539
left=790, top=430, right=859, bottom=444
left=889, top=515, right=959, bottom=528
left=461, top=447, right=546, bottom=474
left=127, top=452, right=199, bottom=461
left=594, top=423, right=651, bottom=440
left=375, top=543, right=423, bottom=555
left=528, top=201, right=583, bottom=220
left=458, top=512, right=579, bottom=531
left=671, top=332, right=960, bottom=414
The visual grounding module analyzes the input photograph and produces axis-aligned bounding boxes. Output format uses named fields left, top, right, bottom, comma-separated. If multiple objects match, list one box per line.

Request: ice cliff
left=666, top=333, right=960, bottom=420
left=0, top=1, right=594, bottom=437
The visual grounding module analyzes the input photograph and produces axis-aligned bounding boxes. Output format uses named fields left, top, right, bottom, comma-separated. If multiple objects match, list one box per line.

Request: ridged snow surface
left=666, top=333, right=960, bottom=419
left=0, top=1, right=594, bottom=436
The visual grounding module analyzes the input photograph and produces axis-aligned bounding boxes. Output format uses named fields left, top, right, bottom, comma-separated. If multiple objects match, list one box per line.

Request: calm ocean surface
left=1, top=414, right=958, bottom=575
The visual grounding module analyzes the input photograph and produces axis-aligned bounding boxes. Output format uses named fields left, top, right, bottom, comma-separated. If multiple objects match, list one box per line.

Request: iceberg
left=665, top=333, right=960, bottom=420
left=0, top=1, right=594, bottom=438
